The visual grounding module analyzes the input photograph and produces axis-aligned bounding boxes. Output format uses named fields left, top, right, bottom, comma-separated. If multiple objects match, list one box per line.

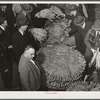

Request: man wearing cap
left=73, top=15, right=93, bottom=56
left=0, top=16, right=12, bottom=89
left=12, top=17, right=29, bottom=65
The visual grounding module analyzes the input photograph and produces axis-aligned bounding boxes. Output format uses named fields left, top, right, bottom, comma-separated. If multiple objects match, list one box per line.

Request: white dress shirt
left=30, top=59, right=40, bottom=70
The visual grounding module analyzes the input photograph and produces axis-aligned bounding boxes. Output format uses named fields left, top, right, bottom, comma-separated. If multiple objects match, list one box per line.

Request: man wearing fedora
left=74, top=15, right=93, bottom=56
left=65, top=4, right=88, bottom=20
left=16, top=4, right=33, bottom=28
left=16, top=4, right=42, bottom=52
left=73, top=15, right=93, bottom=81
left=12, top=17, right=29, bottom=65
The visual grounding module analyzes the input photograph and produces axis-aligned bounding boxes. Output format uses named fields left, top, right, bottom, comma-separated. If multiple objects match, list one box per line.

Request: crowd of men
left=0, top=4, right=99, bottom=91
left=0, top=4, right=48, bottom=90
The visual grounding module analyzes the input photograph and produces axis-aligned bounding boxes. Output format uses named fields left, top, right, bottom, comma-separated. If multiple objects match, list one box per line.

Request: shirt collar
left=2, top=8, right=5, bottom=12
left=71, top=10, right=77, bottom=16
left=22, top=11, right=27, bottom=16
left=30, top=59, right=39, bottom=69
left=19, top=29, right=24, bottom=36
left=81, top=22, right=86, bottom=29
left=34, top=4, right=37, bottom=7
left=0, top=25, right=5, bottom=31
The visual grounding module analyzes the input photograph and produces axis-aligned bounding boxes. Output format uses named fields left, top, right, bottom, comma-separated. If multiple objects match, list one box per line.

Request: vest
left=88, top=29, right=100, bottom=50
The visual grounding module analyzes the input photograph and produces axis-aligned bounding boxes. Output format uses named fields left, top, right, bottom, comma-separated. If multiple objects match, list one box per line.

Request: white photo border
left=0, top=1, right=100, bottom=99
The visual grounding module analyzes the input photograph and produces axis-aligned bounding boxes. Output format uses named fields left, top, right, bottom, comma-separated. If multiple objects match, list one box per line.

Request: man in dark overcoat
left=73, top=15, right=93, bottom=56
left=0, top=17, right=12, bottom=89
left=12, top=17, right=29, bottom=65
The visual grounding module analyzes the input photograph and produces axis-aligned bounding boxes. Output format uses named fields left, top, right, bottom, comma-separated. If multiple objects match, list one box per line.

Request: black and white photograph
left=0, top=2, right=100, bottom=94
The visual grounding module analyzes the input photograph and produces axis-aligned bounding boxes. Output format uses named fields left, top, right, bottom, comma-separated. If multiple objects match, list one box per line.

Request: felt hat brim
left=74, top=16, right=85, bottom=26
left=21, top=4, right=33, bottom=13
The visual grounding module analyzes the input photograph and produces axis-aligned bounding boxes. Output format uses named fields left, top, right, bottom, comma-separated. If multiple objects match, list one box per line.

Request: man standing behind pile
left=18, top=46, right=41, bottom=91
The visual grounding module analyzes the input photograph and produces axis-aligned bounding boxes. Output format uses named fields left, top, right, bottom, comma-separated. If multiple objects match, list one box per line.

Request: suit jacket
left=0, top=5, right=16, bottom=33
left=75, top=20, right=93, bottom=55
left=18, top=54, right=41, bottom=91
left=12, top=30, right=29, bottom=64
left=0, top=27, right=10, bottom=71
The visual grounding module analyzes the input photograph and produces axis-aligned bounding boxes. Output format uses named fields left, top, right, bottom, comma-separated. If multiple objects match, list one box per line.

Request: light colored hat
left=74, top=15, right=85, bottom=26
left=21, top=4, right=33, bottom=13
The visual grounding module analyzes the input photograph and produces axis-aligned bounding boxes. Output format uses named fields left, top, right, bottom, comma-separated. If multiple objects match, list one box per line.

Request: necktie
left=26, top=14, right=31, bottom=21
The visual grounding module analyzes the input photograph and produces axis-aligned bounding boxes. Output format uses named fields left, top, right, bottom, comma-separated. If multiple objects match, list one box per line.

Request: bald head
left=24, top=46, right=35, bottom=59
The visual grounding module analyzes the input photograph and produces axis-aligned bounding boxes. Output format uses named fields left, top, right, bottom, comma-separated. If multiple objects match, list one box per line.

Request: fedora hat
left=92, top=19, right=100, bottom=31
left=74, top=15, right=85, bottom=26
left=21, top=4, right=33, bottom=13
left=16, top=17, right=29, bottom=27
left=67, top=4, right=78, bottom=12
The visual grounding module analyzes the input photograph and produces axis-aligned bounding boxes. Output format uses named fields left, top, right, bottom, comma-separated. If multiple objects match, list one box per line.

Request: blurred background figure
left=0, top=16, right=12, bottom=89
left=73, top=15, right=93, bottom=55
left=12, top=4, right=22, bottom=17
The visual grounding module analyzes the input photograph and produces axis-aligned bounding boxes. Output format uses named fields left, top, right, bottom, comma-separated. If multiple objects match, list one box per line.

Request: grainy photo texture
left=0, top=3, right=99, bottom=91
